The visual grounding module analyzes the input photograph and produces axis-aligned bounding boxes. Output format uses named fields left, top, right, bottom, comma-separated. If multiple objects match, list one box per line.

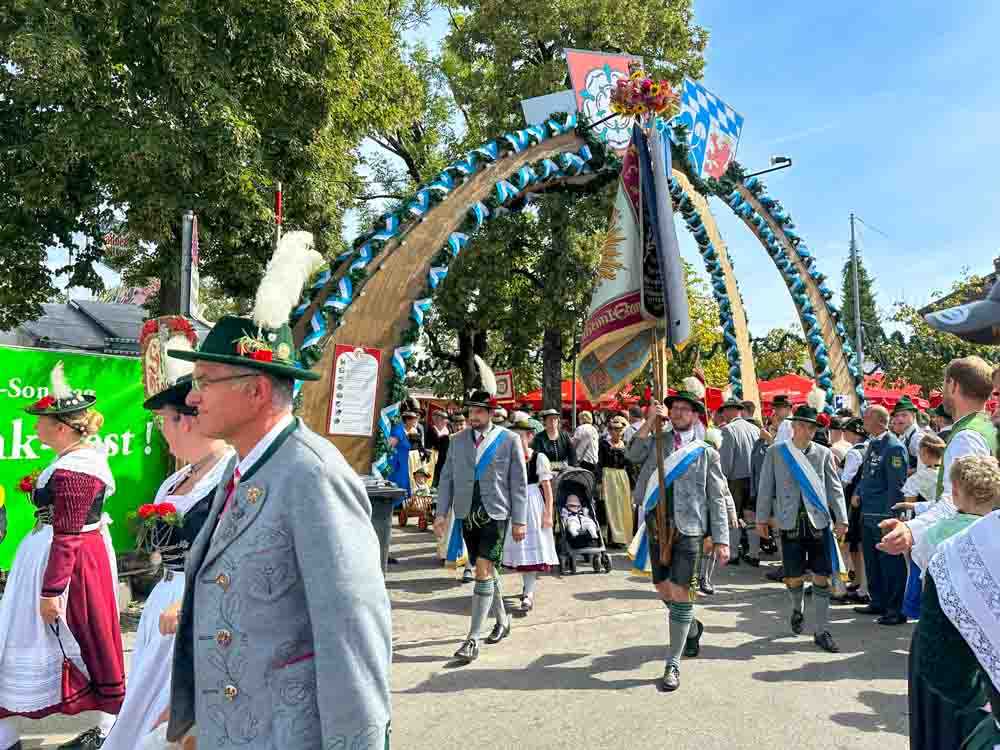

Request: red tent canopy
left=757, top=373, right=930, bottom=412
left=517, top=380, right=724, bottom=414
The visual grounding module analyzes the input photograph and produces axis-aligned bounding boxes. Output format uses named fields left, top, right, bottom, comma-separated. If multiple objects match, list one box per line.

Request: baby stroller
left=554, top=467, right=612, bottom=574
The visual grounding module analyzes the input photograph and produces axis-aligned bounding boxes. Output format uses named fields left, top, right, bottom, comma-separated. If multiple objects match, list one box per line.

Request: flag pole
left=274, top=181, right=283, bottom=251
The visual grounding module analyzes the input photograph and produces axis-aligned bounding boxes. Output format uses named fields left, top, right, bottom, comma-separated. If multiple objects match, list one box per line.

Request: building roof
left=13, top=301, right=211, bottom=357
left=918, top=257, right=1000, bottom=315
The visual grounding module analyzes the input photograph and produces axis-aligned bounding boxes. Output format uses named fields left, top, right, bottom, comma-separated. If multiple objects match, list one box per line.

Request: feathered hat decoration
left=806, top=386, right=827, bottom=412
left=474, top=354, right=497, bottom=396
left=50, top=360, right=73, bottom=401
left=253, top=230, right=325, bottom=331
left=24, top=361, right=96, bottom=415
left=682, top=375, right=706, bottom=401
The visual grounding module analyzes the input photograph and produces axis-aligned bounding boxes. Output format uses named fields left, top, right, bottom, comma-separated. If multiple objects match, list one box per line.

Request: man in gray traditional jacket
left=436, top=389, right=528, bottom=663
left=626, top=387, right=732, bottom=692
left=718, top=398, right=761, bottom=565
left=757, top=402, right=848, bottom=654
left=165, top=294, right=392, bottom=743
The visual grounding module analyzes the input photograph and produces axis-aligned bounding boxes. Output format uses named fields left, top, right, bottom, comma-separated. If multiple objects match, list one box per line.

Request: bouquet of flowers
left=129, top=502, right=183, bottom=556
left=18, top=469, right=43, bottom=498
left=610, top=70, right=679, bottom=121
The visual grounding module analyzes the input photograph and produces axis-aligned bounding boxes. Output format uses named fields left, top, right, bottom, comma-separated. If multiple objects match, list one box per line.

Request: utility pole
left=850, top=213, right=864, bottom=375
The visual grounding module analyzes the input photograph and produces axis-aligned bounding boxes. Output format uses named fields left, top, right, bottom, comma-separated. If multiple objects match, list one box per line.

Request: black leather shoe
left=660, top=663, right=681, bottom=692
left=846, top=591, right=870, bottom=605
left=854, top=605, right=885, bottom=615
left=58, top=728, right=104, bottom=749
left=698, top=577, right=715, bottom=595
left=815, top=630, right=839, bottom=653
left=877, top=613, right=908, bottom=626
left=484, top=617, right=511, bottom=644
left=791, top=609, right=804, bottom=635
left=766, top=567, right=785, bottom=582
left=744, top=556, right=761, bottom=568
left=683, top=619, right=704, bottom=658
left=454, top=638, right=479, bottom=663
left=728, top=555, right=741, bottom=566
left=5, top=742, right=23, bottom=750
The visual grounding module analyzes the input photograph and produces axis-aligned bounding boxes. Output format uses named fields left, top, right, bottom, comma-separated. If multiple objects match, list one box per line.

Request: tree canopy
left=840, top=253, right=883, bottom=358
left=0, top=0, right=420, bottom=327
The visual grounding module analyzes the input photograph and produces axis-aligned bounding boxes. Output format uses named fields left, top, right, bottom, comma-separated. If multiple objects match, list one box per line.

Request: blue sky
left=67, top=1, right=1000, bottom=336
left=402, top=0, right=1000, bottom=335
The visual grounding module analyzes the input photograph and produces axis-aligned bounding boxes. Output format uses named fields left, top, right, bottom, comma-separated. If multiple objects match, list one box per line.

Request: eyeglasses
left=190, top=373, right=257, bottom=392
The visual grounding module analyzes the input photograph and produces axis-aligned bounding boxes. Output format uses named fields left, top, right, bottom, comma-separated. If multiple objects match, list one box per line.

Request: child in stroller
left=561, top=494, right=601, bottom=547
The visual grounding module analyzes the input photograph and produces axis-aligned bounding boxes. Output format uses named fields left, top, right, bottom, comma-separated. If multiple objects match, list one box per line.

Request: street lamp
left=745, top=155, right=793, bottom=179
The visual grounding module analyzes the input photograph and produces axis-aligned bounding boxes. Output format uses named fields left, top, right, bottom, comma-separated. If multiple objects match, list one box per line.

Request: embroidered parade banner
left=565, top=49, right=642, bottom=151
left=0, top=346, right=170, bottom=569
left=577, top=125, right=690, bottom=401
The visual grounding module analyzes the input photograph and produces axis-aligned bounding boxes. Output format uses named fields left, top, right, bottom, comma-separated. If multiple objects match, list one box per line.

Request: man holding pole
left=627, top=384, right=731, bottom=692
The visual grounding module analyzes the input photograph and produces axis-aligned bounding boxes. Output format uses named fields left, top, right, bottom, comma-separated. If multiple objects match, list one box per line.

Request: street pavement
left=21, top=525, right=911, bottom=748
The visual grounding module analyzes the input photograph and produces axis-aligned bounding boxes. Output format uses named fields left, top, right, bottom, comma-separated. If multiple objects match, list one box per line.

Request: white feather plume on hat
left=164, top=334, right=195, bottom=385
left=474, top=355, right=497, bottom=396
left=50, top=361, right=73, bottom=401
left=253, top=230, right=325, bottom=330
left=682, top=376, right=706, bottom=400
left=807, top=386, right=827, bottom=412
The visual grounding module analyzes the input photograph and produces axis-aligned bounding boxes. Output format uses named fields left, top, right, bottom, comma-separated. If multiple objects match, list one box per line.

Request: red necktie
left=213, top=468, right=242, bottom=539
left=474, top=433, right=483, bottom=448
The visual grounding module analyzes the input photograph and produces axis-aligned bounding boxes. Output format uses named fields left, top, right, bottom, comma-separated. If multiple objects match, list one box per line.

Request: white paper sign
left=328, top=346, right=381, bottom=437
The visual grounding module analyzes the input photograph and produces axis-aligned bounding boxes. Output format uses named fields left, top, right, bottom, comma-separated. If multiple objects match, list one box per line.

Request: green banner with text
left=0, top=346, right=170, bottom=570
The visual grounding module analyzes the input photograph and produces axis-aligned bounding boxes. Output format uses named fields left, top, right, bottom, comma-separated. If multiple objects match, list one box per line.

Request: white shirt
left=572, top=423, right=600, bottom=464
left=841, top=443, right=866, bottom=485
left=235, top=413, right=294, bottom=476
left=831, top=439, right=851, bottom=464
left=907, top=427, right=991, bottom=545
left=902, top=465, right=940, bottom=504
left=775, top=419, right=793, bottom=444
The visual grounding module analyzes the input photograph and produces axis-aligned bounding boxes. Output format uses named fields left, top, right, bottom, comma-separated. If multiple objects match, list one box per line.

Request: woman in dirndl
left=100, top=375, right=233, bottom=750
left=598, top=413, right=634, bottom=547
left=0, top=363, right=125, bottom=750
left=502, top=420, right=559, bottom=613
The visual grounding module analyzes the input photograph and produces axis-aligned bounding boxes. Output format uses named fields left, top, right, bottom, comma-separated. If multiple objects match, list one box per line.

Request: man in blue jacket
left=851, top=405, right=909, bottom=625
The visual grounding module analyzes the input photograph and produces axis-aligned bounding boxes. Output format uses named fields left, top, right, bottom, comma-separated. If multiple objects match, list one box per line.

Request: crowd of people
left=0, top=227, right=996, bottom=749
left=391, top=358, right=1000, bottom=748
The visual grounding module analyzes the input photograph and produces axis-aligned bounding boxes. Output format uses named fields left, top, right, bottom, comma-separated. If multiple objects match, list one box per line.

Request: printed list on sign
left=328, top=346, right=381, bottom=437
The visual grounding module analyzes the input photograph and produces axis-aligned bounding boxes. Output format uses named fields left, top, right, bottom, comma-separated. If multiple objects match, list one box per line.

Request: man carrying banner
left=756, top=399, right=848, bottom=653
left=626, top=387, right=730, bottom=692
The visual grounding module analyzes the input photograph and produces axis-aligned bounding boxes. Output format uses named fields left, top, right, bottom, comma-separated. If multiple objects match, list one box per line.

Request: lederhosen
left=461, top=442, right=509, bottom=566
left=778, top=444, right=833, bottom=579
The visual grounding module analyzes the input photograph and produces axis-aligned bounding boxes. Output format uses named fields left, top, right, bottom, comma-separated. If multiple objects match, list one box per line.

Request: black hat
left=401, top=410, right=420, bottom=419
left=812, top=428, right=832, bottom=447
left=538, top=408, right=560, bottom=419
left=829, top=415, right=846, bottom=430
left=465, top=390, right=493, bottom=409
left=929, top=403, right=952, bottom=419
left=432, top=409, right=448, bottom=419
left=510, top=419, right=535, bottom=433
left=664, top=390, right=707, bottom=415
left=721, top=398, right=744, bottom=411
left=449, top=411, right=466, bottom=423
left=788, top=404, right=821, bottom=425
left=24, top=362, right=96, bottom=417
left=772, top=394, right=793, bottom=408
left=143, top=375, right=197, bottom=415
left=844, top=417, right=867, bottom=436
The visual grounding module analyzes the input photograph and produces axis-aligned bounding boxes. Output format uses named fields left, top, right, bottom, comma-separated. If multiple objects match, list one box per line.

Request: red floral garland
left=18, top=469, right=42, bottom=496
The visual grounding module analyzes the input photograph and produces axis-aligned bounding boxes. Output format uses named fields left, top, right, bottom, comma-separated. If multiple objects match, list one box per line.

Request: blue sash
left=629, top=442, right=706, bottom=575
left=474, top=430, right=510, bottom=481
left=777, top=442, right=848, bottom=580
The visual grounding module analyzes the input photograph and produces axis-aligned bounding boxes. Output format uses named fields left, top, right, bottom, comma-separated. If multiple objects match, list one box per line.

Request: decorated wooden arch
left=289, top=114, right=863, bottom=475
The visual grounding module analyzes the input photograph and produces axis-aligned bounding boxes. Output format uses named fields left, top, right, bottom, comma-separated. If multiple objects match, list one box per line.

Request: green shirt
left=925, top=513, right=983, bottom=549
left=936, top=412, right=998, bottom=499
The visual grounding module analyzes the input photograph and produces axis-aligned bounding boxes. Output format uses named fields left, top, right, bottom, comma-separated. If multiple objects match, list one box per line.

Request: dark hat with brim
left=665, top=391, right=706, bottom=415
left=465, top=390, right=493, bottom=409
left=844, top=417, right=867, bottom=436
left=788, top=405, right=821, bottom=425
left=25, top=392, right=96, bottom=417
left=168, top=315, right=319, bottom=381
left=432, top=410, right=448, bottom=419
left=924, top=278, right=1000, bottom=344
left=401, top=411, right=420, bottom=419
left=772, top=394, right=793, bottom=408
left=538, top=408, right=561, bottom=419
left=143, top=375, right=196, bottom=415
left=891, top=396, right=919, bottom=414
left=721, top=398, right=744, bottom=411
left=449, top=412, right=466, bottom=423
left=510, top=419, right=535, bottom=433
left=930, top=403, right=951, bottom=419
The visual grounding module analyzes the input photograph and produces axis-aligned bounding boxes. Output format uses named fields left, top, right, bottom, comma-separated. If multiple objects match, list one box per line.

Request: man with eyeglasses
left=162, top=232, right=392, bottom=750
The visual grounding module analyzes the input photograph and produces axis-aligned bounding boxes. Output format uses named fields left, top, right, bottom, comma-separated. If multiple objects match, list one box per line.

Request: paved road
left=20, top=525, right=911, bottom=748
